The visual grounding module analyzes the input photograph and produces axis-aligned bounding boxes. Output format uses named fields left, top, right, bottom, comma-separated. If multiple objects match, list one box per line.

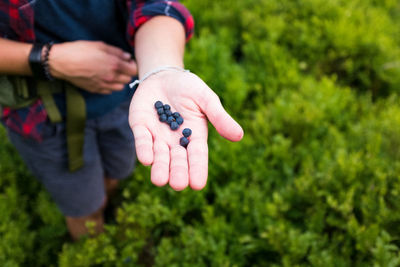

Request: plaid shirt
left=0, top=0, right=194, bottom=141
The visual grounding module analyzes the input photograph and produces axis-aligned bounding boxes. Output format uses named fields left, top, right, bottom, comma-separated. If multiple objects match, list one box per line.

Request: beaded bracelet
left=42, top=42, right=54, bottom=81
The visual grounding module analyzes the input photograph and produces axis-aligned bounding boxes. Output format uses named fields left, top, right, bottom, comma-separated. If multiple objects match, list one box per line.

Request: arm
left=130, top=16, right=244, bottom=191
left=134, top=16, right=185, bottom=77
left=0, top=38, right=32, bottom=75
left=0, top=38, right=137, bottom=94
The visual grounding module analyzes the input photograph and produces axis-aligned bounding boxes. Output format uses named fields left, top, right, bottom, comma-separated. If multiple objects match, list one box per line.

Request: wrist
left=138, top=61, right=184, bottom=79
left=130, top=65, right=189, bottom=88
left=47, top=43, right=65, bottom=80
left=28, top=42, right=55, bottom=80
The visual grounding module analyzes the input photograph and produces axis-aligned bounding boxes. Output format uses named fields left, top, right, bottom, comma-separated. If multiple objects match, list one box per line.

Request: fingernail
left=123, top=52, right=131, bottom=59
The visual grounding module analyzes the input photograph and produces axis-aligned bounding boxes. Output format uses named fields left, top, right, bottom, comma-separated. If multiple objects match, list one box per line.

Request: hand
left=49, top=41, right=137, bottom=94
left=129, top=70, right=244, bottom=191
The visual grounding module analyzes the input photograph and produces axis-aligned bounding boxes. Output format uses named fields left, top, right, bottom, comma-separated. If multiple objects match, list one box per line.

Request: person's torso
left=34, top=0, right=135, bottom=119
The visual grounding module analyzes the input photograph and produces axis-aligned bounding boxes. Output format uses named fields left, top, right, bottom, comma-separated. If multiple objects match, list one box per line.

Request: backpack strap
left=4, top=76, right=87, bottom=172
left=0, top=76, right=37, bottom=108
left=15, top=76, right=30, bottom=99
left=65, top=83, right=86, bottom=172
left=36, top=80, right=62, bottom=123
left=36, top=80, right=86, bottom=172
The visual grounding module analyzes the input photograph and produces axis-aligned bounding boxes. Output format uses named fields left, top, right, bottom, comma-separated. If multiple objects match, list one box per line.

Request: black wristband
left=28, top=43, right=47, bottom=80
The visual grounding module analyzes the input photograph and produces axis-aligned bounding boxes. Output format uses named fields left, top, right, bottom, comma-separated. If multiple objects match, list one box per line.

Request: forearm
left=134, top=16, right=186, bottom=78
left=0, top=38, right=32, bottom=75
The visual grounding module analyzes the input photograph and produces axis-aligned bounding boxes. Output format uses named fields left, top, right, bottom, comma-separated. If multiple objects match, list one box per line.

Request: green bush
left=0, top=129, right=66, bottom=267
left=1, top=0, right=400, bottom=266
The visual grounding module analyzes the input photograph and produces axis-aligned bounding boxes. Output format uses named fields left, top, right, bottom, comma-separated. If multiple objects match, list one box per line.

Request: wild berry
left=180, top=137, right=189, bottom=147
left=124, top=257, right=133, bottom=263
left=170, top=121, right=179, bottom=130
left=167, top=116, right=174, bottom=124
left=164, top=104, right=171, bottom=110
left=182, top=128, right=192, bottom=137
left=157, top=108, right=164, bottom=115
left=154, top=101, right=163, bottom=109
left=176, top=116, right=184, bottom=125
left=159, top=114, right=167, bottom=122
left=165, top=110, right=172, bottom=116
left=173, top=112, right=180, bottom=119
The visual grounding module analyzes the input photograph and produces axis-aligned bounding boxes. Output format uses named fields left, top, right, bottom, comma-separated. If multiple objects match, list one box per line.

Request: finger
left=187, top=138, right=208, bottom=190
left=169, top=145, right=189, bottom=191
left=102, top=71, right=132, bottom=85
left=117, top=60, right=138, bottom=77
left=102, top=43, right=131, bottom=60
left=98, top=89, right=113, bottom=94
left=151, top=139, right=170, bottom=187
left=200, top=90, right=244, bottom=142
left=82, top=86, right=112, bottom=94
left=114, top=73, right=133, bottom=84
left=132, top=125, right=153, bottom=165
left=100, top=82, right=125, bottom=91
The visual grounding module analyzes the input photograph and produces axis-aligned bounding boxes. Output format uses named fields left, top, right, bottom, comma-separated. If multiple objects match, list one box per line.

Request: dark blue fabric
left=33, top=0, right=135, bottom=119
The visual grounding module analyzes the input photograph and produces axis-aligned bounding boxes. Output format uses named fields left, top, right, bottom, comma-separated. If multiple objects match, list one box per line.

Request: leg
left=65, top=175, right=123, bottom=241
left=104, top=176, right=119, bottom=199
left=6, top=121, right=107, bottom=241
left=65, top=177, right=118, bottom=241
left=97, top=100, right=136, bottom=191
left=66, top=200, right=105, bottom=241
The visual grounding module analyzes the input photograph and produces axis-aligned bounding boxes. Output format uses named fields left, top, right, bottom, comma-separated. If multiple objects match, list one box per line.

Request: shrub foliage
left=1, top=0, right=400, bottom=266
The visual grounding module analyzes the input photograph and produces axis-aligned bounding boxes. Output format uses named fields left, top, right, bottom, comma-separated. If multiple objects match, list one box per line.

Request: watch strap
left=28, top=43, right=47, bottom=80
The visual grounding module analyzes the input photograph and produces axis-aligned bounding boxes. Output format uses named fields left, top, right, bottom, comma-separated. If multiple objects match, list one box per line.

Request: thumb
left=199, top=88, right=244, bottom=142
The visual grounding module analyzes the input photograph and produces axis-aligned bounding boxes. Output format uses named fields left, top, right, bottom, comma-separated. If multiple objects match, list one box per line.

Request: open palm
left=129, top=70, right=243, bottom=191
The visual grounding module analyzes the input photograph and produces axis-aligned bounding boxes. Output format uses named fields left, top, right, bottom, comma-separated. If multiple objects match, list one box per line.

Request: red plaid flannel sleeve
left=126, top=0, right=194, bottom=46
left=1, top=0, right=46, bottom=141
left=0, top=0, right=35, bottom=41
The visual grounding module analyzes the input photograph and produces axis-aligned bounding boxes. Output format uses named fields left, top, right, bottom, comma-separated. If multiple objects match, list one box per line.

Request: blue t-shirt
left=34, top=0, right=135, bottom=119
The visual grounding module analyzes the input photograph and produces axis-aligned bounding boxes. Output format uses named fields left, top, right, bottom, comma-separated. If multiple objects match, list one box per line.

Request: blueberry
left=182, top=128, right=192, bottom=137
left=180, top=137, right=189, bottom=147
left=164, top=104, right=171, bottom=110
left=170, top=121, right=179, bottom=130
left=173, top=112, right=180, bottom=119
left=167, top=116, right=174, bottom=123
left=154, top=101, right=163, bottom=109
left=157, top=108, right=164, bottom=115
left=159, top=114, right=167, bottom=122
left=124, top=257, right=132, bottom=263
left=176, top=116, right=184, bottom=125
left=165, top=110, right=172, bottom=116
